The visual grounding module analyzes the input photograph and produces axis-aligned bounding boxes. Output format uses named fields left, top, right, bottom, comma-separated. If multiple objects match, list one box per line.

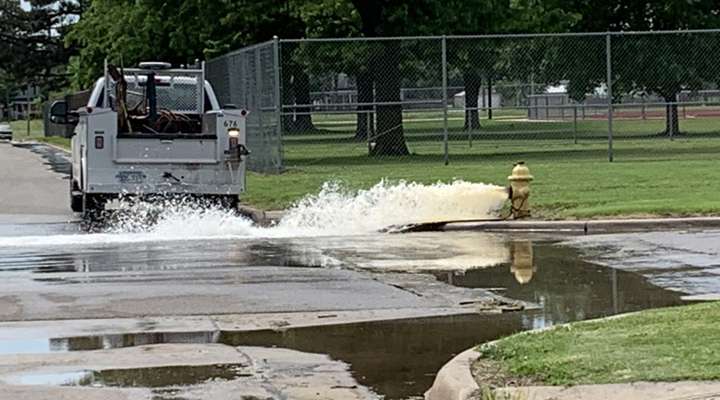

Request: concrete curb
left=442, top=216, right=720, bottom=233
left=237, top=205, right=285, bottom=225
left=11, top=139, right=69, bottom=155
left=424, top=347, right=481, bottom=400
left=423, top=311, right=663, bottom=400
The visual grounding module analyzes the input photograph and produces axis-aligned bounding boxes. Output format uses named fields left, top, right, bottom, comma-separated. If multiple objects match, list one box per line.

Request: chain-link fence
left=207, top=40, right=281, bottom=173
left=207, top=31, right=720, bottom=174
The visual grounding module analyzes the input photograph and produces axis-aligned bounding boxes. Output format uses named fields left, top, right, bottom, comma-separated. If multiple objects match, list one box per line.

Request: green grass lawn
left=248, top=111, right=720, bottom=216
left=11, top=115, right=720, bottom=218
left=477, top=302, right=720, bottom=386
left=10, top=119, right=45, bottom=139
left=248, top=134, right=720, bottom=217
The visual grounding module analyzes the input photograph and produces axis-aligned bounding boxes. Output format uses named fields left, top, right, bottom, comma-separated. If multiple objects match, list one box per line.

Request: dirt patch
left=471, top=357, right=538, bottom=389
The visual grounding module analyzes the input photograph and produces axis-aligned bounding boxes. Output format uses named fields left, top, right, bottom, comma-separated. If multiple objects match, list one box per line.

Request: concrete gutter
left=442, top=217, right=720, bottom=234
left=227, top=213, right=720, bottom=233
left=237, top=205, right=285, bottom=226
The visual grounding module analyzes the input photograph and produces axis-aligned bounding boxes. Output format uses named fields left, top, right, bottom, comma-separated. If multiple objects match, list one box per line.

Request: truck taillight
left=95, top=136, right=104, bottom=149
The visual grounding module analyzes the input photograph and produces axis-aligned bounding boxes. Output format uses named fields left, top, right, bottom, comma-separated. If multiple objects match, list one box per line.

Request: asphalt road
left=0, top=142, right=526, bottom=399
left=0, top=141, right=717, bottom=400
left=0, top=143, right=516, bottom=323
left=0, top=143, right=73, bottom=222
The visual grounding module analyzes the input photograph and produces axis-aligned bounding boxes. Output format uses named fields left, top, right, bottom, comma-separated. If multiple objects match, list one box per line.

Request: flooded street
left=0, top=227, right=686, bottom=399
left=0, top=143, right=704, bottom=400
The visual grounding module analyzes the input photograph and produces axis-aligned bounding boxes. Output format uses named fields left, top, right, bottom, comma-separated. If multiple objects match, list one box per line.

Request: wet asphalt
left=0, top=142, right=714, bottom=399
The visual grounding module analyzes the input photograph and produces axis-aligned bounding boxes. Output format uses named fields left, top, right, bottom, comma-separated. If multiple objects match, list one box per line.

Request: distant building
left=9, top=86, right=41, bottom=119
left=452, top=89, right=502, bottom=110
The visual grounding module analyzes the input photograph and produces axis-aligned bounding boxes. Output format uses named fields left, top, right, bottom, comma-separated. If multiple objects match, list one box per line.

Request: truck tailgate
left=113, top=136, right=218, bottom=164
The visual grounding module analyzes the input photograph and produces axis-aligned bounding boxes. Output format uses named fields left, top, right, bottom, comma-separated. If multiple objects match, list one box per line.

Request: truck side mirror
left=49, top=101, right=79, bottom=125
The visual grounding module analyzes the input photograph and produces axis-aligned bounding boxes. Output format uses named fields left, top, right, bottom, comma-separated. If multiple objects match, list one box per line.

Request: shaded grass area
left=477, top=302, right=720, bottom=386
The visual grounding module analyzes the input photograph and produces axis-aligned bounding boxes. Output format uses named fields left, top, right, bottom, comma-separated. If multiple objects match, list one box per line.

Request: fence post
left=605, top=32, right=614, bottom=162
left=26, top=82, right=31, bottom=137
left=273, top=36, right=283, bottom=169
left=573, top=104, right=578, bottom=144
left=442, top=35, right=449, bottom=166
left=254, top=47, right=264, bottom=144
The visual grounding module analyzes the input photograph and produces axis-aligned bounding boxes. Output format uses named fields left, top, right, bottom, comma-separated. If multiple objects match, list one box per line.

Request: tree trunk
left=355, top=69, right=374, bottom=140
left=281, top=62, right=295, bottom=133
left=370, top=42, right=409, bottom=156
left=664, top=101, right=680, bottom=137
left=292, top=69, right=315, bottom=132
left=463, top=69, right=481, bottom=130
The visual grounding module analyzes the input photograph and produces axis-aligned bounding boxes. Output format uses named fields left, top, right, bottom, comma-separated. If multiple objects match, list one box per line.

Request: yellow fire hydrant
left=508, top=161, right=533, bottom=219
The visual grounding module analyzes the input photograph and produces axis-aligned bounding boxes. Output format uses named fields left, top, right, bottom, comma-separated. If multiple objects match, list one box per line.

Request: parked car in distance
left=0, top=123, right=12, bottom=140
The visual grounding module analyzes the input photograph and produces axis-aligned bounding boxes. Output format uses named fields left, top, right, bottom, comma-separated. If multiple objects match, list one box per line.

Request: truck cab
left=50, top=61, right=249, bottom=215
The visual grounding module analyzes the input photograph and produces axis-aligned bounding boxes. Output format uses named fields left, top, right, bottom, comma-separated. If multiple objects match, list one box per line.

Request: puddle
left=434, top=243, right=686, bottom=327
left=6, top=370, right=94, bottom=386
left=0, top=234, right=689, bottom=399
left=0, top=331, right=219, bottom=355
left=4, top=363, right=249, bottom=388
left=0, top=243, right=685, bottom=398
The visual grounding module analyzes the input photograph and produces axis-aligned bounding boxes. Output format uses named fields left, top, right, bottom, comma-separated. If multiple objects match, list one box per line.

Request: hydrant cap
left=508, top=161, right=534, bottom=181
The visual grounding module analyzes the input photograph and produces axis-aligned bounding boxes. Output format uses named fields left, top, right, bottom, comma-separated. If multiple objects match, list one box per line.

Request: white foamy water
left=0, top=180, right=508, bottom=248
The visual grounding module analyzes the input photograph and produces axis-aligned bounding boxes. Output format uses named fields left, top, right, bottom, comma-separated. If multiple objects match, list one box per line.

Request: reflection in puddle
left=4, top=363, right=249, bottom=388
left=50, top=331, right=220, bottom=352
left=5, top=370, right=92, bottom=386
left=438, top=244, right=685, bottom=329
left=510, top=241, right=535, bottom=284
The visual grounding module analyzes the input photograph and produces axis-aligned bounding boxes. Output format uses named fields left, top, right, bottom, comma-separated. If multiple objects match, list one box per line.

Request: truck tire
left=69, top=173, right=83, bottom=213
left=83, top=194, right=107, bottom=218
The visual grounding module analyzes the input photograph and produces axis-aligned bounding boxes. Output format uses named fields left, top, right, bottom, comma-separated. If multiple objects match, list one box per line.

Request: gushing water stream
left=0, top=180, right=507, bottom=247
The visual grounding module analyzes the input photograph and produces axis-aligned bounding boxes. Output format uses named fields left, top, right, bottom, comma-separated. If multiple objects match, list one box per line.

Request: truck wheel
left=83, top=194, right=106, bottom=218
left=71, top=194, right=83, bottom=213
left=69, top=173, right=83, bottom=213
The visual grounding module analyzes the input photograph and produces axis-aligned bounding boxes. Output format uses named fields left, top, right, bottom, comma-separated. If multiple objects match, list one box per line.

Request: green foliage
left=0, top=0, right=80, bottom=95
left=65, top=0, right=313, bottom=88
left=479, top=302, right=720, bottom=385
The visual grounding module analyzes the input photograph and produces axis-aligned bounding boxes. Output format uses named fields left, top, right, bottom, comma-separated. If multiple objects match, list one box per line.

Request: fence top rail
left=278, top=28, right=720, bottom=43
left=207, top=39, right=275, bottom=63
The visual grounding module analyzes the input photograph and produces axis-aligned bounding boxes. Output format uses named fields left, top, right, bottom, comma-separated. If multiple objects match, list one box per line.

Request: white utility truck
left=50, top=62, right=249, bottom=215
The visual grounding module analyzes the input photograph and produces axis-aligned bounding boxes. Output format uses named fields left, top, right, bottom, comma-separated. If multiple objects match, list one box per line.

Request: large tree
left=0, top=0, right=81, bottom=96
left=556, top=0, right=720, bottom=136
left=67, top=0, right=315, bottom=130
left=347, top=0, right=440, bottom=156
